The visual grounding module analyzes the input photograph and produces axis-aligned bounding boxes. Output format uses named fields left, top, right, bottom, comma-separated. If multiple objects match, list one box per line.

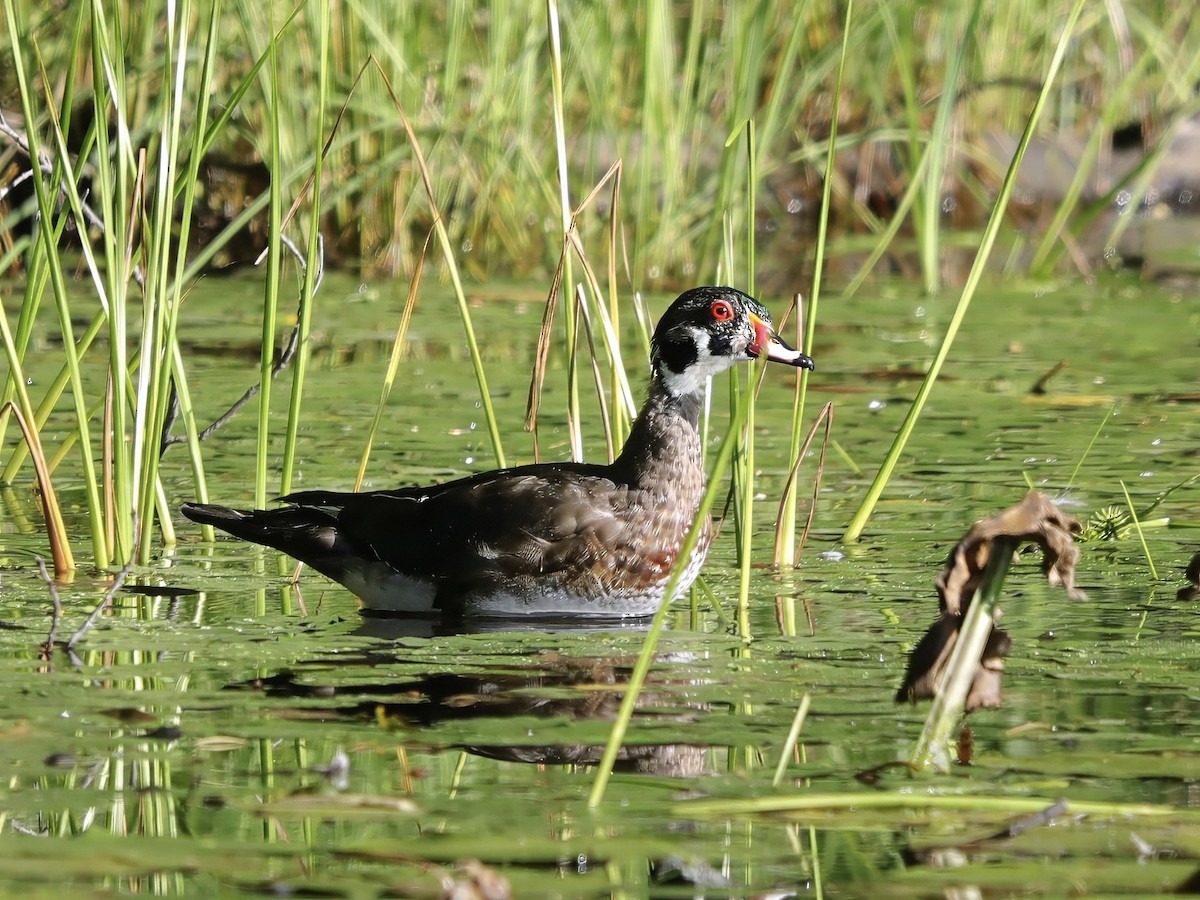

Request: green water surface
left=0, top=272, right=1198, bottom=896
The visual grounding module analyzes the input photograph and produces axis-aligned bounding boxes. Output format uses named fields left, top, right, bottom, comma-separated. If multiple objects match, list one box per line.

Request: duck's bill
left=765, top=337, right=815, bottom=370
left=749, top=314, right=816, bottom=370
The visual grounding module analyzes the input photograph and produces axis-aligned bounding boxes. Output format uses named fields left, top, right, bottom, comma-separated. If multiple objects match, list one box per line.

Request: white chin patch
left=661, top=326, right=746, bottom=396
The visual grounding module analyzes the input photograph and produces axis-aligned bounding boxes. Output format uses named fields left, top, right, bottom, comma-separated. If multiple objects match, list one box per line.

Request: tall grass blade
left=545, top=0, right=582, bottom=462
left=88, top=0, right=134, bottom=564
left=842, top=0, right=1088, bottom=543
left=842, top=143, right=933, bottom=299
left=1027, top=52, right=1156, bottom=277
left=373, top=59, right=505, bottom=468
left=773, top=402, right=834, bottom=569
left=355, top=231, right=430, bottom=490
left=1066, top=404, right=1116, bottom=491
left=133, top=0, right=206, bottom=560
left=526, top=163, right=633, bottom=455
left=5, top=0, right=108, bottom=567
left=771, top=694, right=811, bottom=787
left=1119, top=480, right=1159, bottom=581
left=775, top=0, right=851, bottom=566
left=165, top=1, right=222, bottom=528
left=254, top=12, right=286, bottom=509
left=721, top=118, right=760, bottom=634
left=918, top=1, right=981, bottom=295
left=280, top=0, right=330, bottom=497
left=589, top=378, right=757, bottom=808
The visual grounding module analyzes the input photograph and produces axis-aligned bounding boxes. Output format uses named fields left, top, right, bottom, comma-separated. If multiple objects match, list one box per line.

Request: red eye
left=711, top=299, right=735, bottom=322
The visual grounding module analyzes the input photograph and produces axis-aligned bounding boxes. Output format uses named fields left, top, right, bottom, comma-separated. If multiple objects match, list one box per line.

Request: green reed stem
left=5, top=0, right=104, bottom=568
left=772, top=693, right=811, bottom=787
left=880, top=3, right=922, bottom=239
left=842, top=142, right=932, bottom=299
left=1097, top=96, right=1200, bottom=267
left=919, top=2, right=980, bottom=295
left=136, top=0, right=202, bottom=560
left=736, top=364, right=755, bottom=639
left=1066, top=404, right=1115, bottom=492
left=909, top=536, right=1015, bottom=772
left=255, top=19, right=286, bottom=509
left=280, top=0, right=329, bottom=496
left=775, top=0, right=850, bottom=566
left=678, top=790, right=1184, bottom=820
left=603, top=167, right=627, bottom=447
left=546, top=0, right=581, bottom=462
left=1028, top=51, right=1155, bottom=277
left=0, top=234, right=84, bottom=487
left=1120, top=480, right=1159, bottom=582
left=355, top=235, right=427, bottom=490
left=90, top=0, right=135, bottom=564
left=723, top=118, right=759, bottom=634
left=636, top=0, right=675, bottom=283
left=375, top=60, right=505, bottom=468
left=773, top=402, right=833, bottom=578
left=842, top=0, right=1087, bottom=543
left=589, top=376, right=755, bottom=808
left=166, top=2, right=221, bottom=525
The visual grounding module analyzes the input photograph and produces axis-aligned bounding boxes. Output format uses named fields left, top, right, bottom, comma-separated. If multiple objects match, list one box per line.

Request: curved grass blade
left=775, top=0, right=851, bottom=565
left=371, top=58, right=505, bottom=468
left=589, top=372, right=757, bottom=808
left=842, top=0, right=1088, bottom=543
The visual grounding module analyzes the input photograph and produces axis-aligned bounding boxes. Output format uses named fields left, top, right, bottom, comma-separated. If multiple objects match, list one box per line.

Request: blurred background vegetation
left=2, top=1, right=1197, bottom=290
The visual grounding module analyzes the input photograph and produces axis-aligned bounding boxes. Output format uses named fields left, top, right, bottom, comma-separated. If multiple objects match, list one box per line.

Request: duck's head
left=650, top=286, right=815, bottom=397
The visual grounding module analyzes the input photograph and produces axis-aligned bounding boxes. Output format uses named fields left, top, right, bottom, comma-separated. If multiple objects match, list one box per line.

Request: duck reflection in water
left=225, top=645, right=709, bottom=776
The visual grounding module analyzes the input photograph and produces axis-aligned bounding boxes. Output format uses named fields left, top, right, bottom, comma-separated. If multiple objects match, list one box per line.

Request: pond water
left=1, top=271, right=1198, bottom=896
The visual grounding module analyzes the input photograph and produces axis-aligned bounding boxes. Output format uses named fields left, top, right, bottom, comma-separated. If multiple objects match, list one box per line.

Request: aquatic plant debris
left=1179, top=551, right=1200, bottom=602
left=897, top=491, right=1087, bottom=710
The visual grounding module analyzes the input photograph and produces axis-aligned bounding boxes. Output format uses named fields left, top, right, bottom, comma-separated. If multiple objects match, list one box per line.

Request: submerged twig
left=905, top=798, right=1072, bottom=865
left=66, top=561, right=134, bottom=650
left=993, top=798, right=1070, bottom=840
left=159, top=233, right=323, bottom=454
left=1028, top=359, right=1067, bottom=395
left=36, top=557, right=62, bottom=660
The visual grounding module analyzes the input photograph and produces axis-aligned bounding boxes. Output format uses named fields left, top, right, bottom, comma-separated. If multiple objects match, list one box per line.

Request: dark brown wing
left=284, top=462, right=630, bottom=591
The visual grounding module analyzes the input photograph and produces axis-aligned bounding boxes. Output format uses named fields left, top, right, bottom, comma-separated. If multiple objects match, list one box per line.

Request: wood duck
left=181, top=287, right=815, bottom=618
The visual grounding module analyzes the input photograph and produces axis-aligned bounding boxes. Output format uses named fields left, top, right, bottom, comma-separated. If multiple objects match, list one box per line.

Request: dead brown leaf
left=937, top=490, right=1088, bottom=616
left=897, top=491, right=1086, bottom=710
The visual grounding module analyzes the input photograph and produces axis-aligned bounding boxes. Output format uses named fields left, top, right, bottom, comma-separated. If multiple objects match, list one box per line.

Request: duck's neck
left=612, top=376, right=704, bottom=491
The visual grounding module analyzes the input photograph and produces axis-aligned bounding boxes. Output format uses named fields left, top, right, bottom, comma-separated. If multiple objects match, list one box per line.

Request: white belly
left=340, top=544, right=708, bottom=619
